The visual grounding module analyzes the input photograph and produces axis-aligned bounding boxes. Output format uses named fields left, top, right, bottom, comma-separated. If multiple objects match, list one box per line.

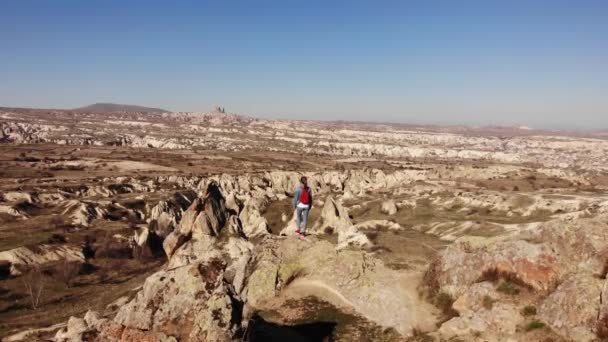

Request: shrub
left=521, top=305, right=537, bottom=316
left=482, top=295, right=494, bottom=310
left=497, top=281, right=521, bottom=295
left=525, top=320, right=546, bottom=332
left=47, top=233, right=67, bottom=244
left=434, top=292, right=458, bottom=318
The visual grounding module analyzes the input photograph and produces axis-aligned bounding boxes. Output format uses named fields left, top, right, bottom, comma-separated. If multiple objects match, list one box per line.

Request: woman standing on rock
left=294, top=176, right=313, bottom=237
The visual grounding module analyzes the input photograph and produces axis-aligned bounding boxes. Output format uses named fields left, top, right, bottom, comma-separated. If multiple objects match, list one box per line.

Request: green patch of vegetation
left=525, top=320, right=546, bottom=332
left=521, top=305, right=537, bottom=316
left=497, top=281, right=521, bottom=295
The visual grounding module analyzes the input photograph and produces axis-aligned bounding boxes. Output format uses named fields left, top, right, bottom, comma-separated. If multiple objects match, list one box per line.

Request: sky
left=0, top=0, right=607, bottom=129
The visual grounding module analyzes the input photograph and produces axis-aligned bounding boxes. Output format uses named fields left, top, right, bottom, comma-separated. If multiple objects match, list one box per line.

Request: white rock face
left=0, top=205, right=27, bottom=218
left=2, top=192, right=35, bottom=203
left=320, top=196, right=371, bottom=249
left=239, top=199, right=270, bottom=238
left=381, top=199, right=398, bottom=215
left=0, top=245, right=84, bottom=276
left=60, top=200, right=107, bottom=226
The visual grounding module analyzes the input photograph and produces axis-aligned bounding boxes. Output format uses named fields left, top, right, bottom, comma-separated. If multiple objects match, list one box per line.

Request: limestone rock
left=425, top=239, right=561, bottom=298
left=0, top=245, right=84, bottom=276
left=54, top=317, right=91, bottom=342
left=381, top=199, right=398, bottom=215
left=452, top=281, right=499, bottom=314
left=60, top=200, right=107, bottom=227
left=242, top=237, right=437, bottom=337
left=163, top=182, right=227, bottom=258
left=438, top=303, right=524, bottom=341
left=319, top=196, right=371, bottom=249
left=239, top=200, right=270, bottom=238
left=539, top=273, right=602, bottom=341
left=114, top=258, right=234, bottom=341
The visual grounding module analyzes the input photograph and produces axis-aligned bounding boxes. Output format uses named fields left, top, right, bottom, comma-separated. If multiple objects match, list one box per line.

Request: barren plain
left=2, top=107, right=608, bottom=341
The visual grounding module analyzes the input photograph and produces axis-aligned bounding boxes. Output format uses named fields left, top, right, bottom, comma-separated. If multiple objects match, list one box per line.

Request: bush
left=47, top=233, right=67, bottom=244
left=482, top=295, right=494, bottom=310
left=434, top=292, right=458, bottom=318
left=521, top=305, right=537, bottom=316
left=497, top=281, right=521, bottom=295
left=525, top=320, right=546, bottom=332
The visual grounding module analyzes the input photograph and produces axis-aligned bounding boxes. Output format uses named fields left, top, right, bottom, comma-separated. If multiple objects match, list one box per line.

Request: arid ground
left=2, top=107, right=608, bottom=341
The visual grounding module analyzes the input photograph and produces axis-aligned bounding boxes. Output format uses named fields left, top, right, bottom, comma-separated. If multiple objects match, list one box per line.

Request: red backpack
left=299, top=186, right=310, bottom=204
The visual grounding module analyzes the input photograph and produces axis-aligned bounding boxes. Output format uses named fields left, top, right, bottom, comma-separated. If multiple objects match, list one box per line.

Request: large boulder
left=381, top=199, right=398, bottom=215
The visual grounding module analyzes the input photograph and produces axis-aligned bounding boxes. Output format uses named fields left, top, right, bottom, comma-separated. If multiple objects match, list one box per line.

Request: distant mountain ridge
left=73, top=103, right=170, bottom=113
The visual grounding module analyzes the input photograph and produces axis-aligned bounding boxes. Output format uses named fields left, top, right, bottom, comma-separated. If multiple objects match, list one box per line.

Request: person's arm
left=293, top=188, right=300, bottom=208
left=309, top=189, right=313, bottom=209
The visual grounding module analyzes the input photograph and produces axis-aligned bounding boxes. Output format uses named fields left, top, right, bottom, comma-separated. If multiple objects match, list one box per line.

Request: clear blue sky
left=1, top=0, right=607, bottom=129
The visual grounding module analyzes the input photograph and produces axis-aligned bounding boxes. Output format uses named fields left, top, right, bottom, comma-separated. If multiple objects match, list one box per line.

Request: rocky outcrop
left=539, top=273, right=602, bottom=341
left=238, top=199, right=270, bottom=238
left=425, top=238, right=561, bottom=298
left=438, top=302, right=524, bottom=340
left=60, top=200, right=108, bottom=227
left=162, top=183, right=229, bottom=258
left=381, top=199, right=398, bottom=215
left=54, top=311, right=178, bottom=342
left=0, top=245, right=84, bottom=276
left=242, top=237, right=437, bottom=337
left=113, top=258, right=236, bottom=341
left=1, top=192, right=36, bottom=203
left=148, top=191, right=196, bottom=239
left=0, top=121, right=48, bottom=143
left=0, top=205, right=28, bottom=219
left=427, top=215, right=608, bottom=341
left=319, top=196, right=371, bottom=249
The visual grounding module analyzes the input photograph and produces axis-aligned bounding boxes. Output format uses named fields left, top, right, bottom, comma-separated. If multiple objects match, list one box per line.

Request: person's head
left=300, top=176, right=308, bottom=187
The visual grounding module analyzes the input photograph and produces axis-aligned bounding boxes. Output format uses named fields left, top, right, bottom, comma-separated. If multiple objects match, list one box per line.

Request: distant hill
left=73, top=103, right=170, bottom=113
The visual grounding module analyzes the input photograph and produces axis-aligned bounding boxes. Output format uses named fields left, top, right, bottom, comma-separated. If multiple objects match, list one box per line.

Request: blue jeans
left=296, top=207, right=310, bottom=233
